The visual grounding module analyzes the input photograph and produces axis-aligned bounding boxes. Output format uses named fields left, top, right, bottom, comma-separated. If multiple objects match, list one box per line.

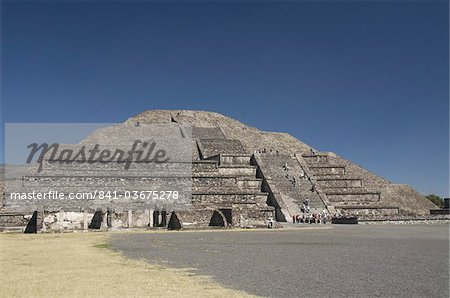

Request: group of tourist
left=292, top=210, right=329, bottom=224
left=291, top=198, right=329, bottom=224
left=267, top=151, right=328, bottom=226
left=283, top=162, right=307, bottom=189
left=254, top=148, right=280, bottom=155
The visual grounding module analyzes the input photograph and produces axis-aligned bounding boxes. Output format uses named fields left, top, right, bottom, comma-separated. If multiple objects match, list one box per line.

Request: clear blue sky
left=1, top=0, right=448, bottom=197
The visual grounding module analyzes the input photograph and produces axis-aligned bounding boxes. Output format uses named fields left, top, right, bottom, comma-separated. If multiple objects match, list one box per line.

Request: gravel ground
left=110, top=224, right=449, bottom=297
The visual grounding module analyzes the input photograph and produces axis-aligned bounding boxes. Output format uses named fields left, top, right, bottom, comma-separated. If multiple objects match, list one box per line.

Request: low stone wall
left=359, top=215, right=450, bottom=224
left=430, top=209, right=450, bottom=215
left=0, top=212, right=30, bottom=231
left=336, top=207, right=399, bottom=217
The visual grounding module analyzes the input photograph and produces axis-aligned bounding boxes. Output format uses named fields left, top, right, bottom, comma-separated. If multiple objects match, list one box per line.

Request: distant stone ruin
left=0, top=110, right=440, bottom=232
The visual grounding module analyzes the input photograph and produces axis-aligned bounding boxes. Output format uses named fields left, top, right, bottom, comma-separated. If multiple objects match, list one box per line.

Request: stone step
left=32, top=166, right=258, bottom=178
left=326, top=192, right=381, bottom=204
left=301, top=154, right=329, bottom=164
left=18, top=176, right=262, bottom=188
left=218, top=166, right=257, bottom=177
left=308, top=166, right=346, bottom=176
left=316, top=178, right=363, bottom=188
left=219, top=154, right=252, bottom=166
left=40, top=160, right=218, bottom=170
left=197, top=139, right=246, bottom=159
left=323, top=188, right=380, bottom=195
left=35, top=169, right=194, bottom=177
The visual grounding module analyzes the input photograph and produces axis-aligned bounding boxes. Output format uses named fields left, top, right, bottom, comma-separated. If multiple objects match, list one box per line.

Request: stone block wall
left=301, top=152, right=436, bottom=218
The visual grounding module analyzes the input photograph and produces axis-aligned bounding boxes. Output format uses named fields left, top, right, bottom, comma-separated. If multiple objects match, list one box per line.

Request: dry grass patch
left=0, top=232, right=253, bottom=298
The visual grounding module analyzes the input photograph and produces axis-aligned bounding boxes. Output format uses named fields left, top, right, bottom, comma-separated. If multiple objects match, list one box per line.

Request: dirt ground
left=0, top=231, right=251, bottom=298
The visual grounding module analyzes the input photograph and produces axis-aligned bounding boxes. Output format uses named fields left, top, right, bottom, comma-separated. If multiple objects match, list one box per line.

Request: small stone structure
left=430, top=198, right=450, bottom=215
left=0, top=110, right=440, bottom=231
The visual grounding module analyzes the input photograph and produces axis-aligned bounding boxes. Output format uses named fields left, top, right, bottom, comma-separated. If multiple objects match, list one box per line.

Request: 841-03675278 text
left=9, top=190, right=180, bottom=200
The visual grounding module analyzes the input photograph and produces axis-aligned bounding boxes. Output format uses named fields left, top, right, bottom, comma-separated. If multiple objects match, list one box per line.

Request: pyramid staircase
left=253, top=153, right=325, bottom=222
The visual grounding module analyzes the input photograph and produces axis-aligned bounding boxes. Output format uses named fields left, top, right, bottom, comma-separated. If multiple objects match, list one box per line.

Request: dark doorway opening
left=89, top=210, right=103, bottom=229
left=107, top=208, right=113, bottom=228
left=209, top=210, right=225, bottom=227
left=167, top=212, right=182, bottom=230
left=153, top=210, right=168, bottom=227
left=24, top=211, right=38, bottom=233
left=219, top=208, right=232, bottom=226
